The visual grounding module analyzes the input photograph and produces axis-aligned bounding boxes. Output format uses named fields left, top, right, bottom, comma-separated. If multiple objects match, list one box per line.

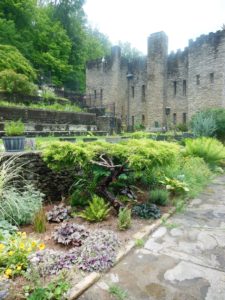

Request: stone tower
left=146, top=32, right=168, bottom=129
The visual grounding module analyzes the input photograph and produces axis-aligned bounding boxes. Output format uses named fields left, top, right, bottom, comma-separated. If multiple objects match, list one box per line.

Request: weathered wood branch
left=91, top=155, right=128, bottom=213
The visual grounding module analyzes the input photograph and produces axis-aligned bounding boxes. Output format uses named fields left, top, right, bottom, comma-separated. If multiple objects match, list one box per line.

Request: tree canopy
left=0, top=0, right=111, bottom=91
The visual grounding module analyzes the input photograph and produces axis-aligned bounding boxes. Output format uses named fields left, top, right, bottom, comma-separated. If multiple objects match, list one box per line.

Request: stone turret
left=146, top=31, right=168, bottom=129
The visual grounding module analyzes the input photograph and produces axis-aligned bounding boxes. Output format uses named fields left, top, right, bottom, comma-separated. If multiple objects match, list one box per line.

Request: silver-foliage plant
left=46, top=204, right=71, bottom=223
left=53, top=223, right=89, bottom=246
left=75, top=229, right=120, bottom=272
left=191, top=112, right=217, bottom=137
left=28, top=249, right=77, bottom=276
left=0, top=278, right=10, bottom=300
left=0, top=155, right=44, bottom=225
left=0, top=185, right=43, bottom=225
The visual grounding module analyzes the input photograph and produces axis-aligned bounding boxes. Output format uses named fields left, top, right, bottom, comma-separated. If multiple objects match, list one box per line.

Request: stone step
left=0, top=122, right=97, bottom=132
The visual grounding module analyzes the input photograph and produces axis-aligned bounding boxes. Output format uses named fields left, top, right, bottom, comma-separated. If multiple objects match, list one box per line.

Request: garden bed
left=0, top=136, right=224, bottom=299
left=3, top=201, right=171, bottom=300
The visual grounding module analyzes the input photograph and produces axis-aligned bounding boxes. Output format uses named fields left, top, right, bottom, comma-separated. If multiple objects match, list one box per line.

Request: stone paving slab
left=79, top=251, right=225, bottom=300
left=79, top=175, right=225, bottom=300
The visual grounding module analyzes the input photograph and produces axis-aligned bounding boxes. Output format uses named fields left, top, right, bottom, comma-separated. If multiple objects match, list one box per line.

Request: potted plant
left=2, top=120, right=25, bottom=152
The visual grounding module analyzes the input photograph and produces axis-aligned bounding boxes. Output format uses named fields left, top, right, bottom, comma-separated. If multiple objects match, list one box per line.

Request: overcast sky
left=84, top=0, right=225, bottom=54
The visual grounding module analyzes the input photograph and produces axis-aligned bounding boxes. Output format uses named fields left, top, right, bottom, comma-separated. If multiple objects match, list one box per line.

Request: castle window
left=131, top=86, right=135, bottom=98
left=196, top=75, right=200, bottom=85
left=142, top=85, right=146, bottom=101
left=154, top=121, right=159, bottom=128
left=94, top=90, right=97, bottom=99
left=183, top=80, right=187, bottom=96
left=183, top=113, right=187, bottom=124
left=142, top=114, right=145, bottom=125
left=173, top=81, right=177, bottom=96
left=210, top=73, right=214, bottom=83
left=132, top=116, right=135, bottom=127
left=173, top=113, right=177, bottom=125
left=100, top=89, right=103, bottom=100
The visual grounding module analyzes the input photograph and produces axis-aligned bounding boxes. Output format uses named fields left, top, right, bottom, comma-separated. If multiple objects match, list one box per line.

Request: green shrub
left=70, top=189, right=89, bottom=207
left=0, top=45, right=36, bottom=80
left=185, top=137, right=225, bottom=166
left=4, top=120, right=25, bottom=136
left=176, top=123, right=188, bottom=132
left=191, top=111, right=216, bottom=137
left=78, top=195, right=110, bottom=222
left=191, top=109, right=225, bottom=141
left=149, top=189, right=169, bottom=206
left=181, top=157, right=212, bottom=197
left=117, top=207, right=131, bottom=230
left=1, top=185, right=43, bottom=225
left=33, top=208, right=47, bottom=233
left=0, top=70, right=37, bottom=95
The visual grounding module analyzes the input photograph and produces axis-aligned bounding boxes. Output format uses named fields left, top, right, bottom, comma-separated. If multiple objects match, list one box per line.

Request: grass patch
left=0, top=99, right=83, bottom=113
left=108, top=284, right=128, bottom=300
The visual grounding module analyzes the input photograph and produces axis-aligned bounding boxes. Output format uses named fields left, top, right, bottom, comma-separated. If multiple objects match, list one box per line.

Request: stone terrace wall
left=0, top=106, right=96, bottom=125
left=0, top=152, right=75, bottom=201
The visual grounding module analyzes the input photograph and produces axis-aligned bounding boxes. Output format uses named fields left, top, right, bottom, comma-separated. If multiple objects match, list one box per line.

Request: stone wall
left=0, top=106, right=96, bottom=125
left=0, top=152, right=75, bottom=201
left=86, top=29, right=225, bottom=129
left=96, top=116, right=121, bottom=134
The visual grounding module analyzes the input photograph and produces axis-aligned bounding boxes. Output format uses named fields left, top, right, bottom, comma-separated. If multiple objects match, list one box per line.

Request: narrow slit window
left=132, top=116, right=135, bottom=127
left=210, top=73, right=214, bottom=83
left=94, top=90, right=97, bottom=99
left=173, top=113, right=177, bottom=125
left=142, top=114, right=145, bottom=125
left=100, top=89, right=103, bottom=100
left=196, top=75, right=200, bottom=85
left=131, top=86, right=134, bottom=98
left=183, top=80, right=186, bottom=96
left=142, top=85, right=146, bottom=101
left=183, top=113, right=187, bottom=124
left=173, top=81, right=177, bottom=96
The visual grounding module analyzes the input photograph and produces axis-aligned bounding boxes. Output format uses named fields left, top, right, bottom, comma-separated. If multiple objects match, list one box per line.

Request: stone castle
left=86, top=30, right=225, bottom=130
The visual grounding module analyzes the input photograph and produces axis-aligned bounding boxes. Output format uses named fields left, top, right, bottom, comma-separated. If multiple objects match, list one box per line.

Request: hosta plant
left=160, top=176, right=189, bottom=194
left=46, top=204, right=71, bottom=223
left=78, top=195, right=110, bottom=222
left=0, top=232, right=45, bottom=278
left=0, top=220, right=18, bottom=239
left=132, top=203, right=161, bottom=219
left=28, top=249, right=77, bottom=277
left=76, top=229, right=120, bottom=272
left=53, top=223, right=89, bottom=246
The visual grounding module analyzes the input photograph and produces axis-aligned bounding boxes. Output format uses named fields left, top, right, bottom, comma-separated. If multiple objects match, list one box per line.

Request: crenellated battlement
left=188, top=30, right=225, bottom=50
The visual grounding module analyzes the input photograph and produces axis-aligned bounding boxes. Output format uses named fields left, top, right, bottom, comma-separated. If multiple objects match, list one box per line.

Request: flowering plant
left=0, top=232, right=45, bottom=278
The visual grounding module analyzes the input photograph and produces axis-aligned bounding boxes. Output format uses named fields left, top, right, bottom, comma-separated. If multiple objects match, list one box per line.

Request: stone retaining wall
left=0, top=152, right=75, bottom=201
left=0, top=106, right=96, bottom=125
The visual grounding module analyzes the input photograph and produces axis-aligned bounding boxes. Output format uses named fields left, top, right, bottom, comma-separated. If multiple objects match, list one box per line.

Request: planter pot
left=2, top=136, right=25, bottom=152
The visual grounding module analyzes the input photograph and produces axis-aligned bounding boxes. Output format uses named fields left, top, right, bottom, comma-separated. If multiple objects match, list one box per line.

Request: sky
left=84, top=0, right=225, bottom=54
